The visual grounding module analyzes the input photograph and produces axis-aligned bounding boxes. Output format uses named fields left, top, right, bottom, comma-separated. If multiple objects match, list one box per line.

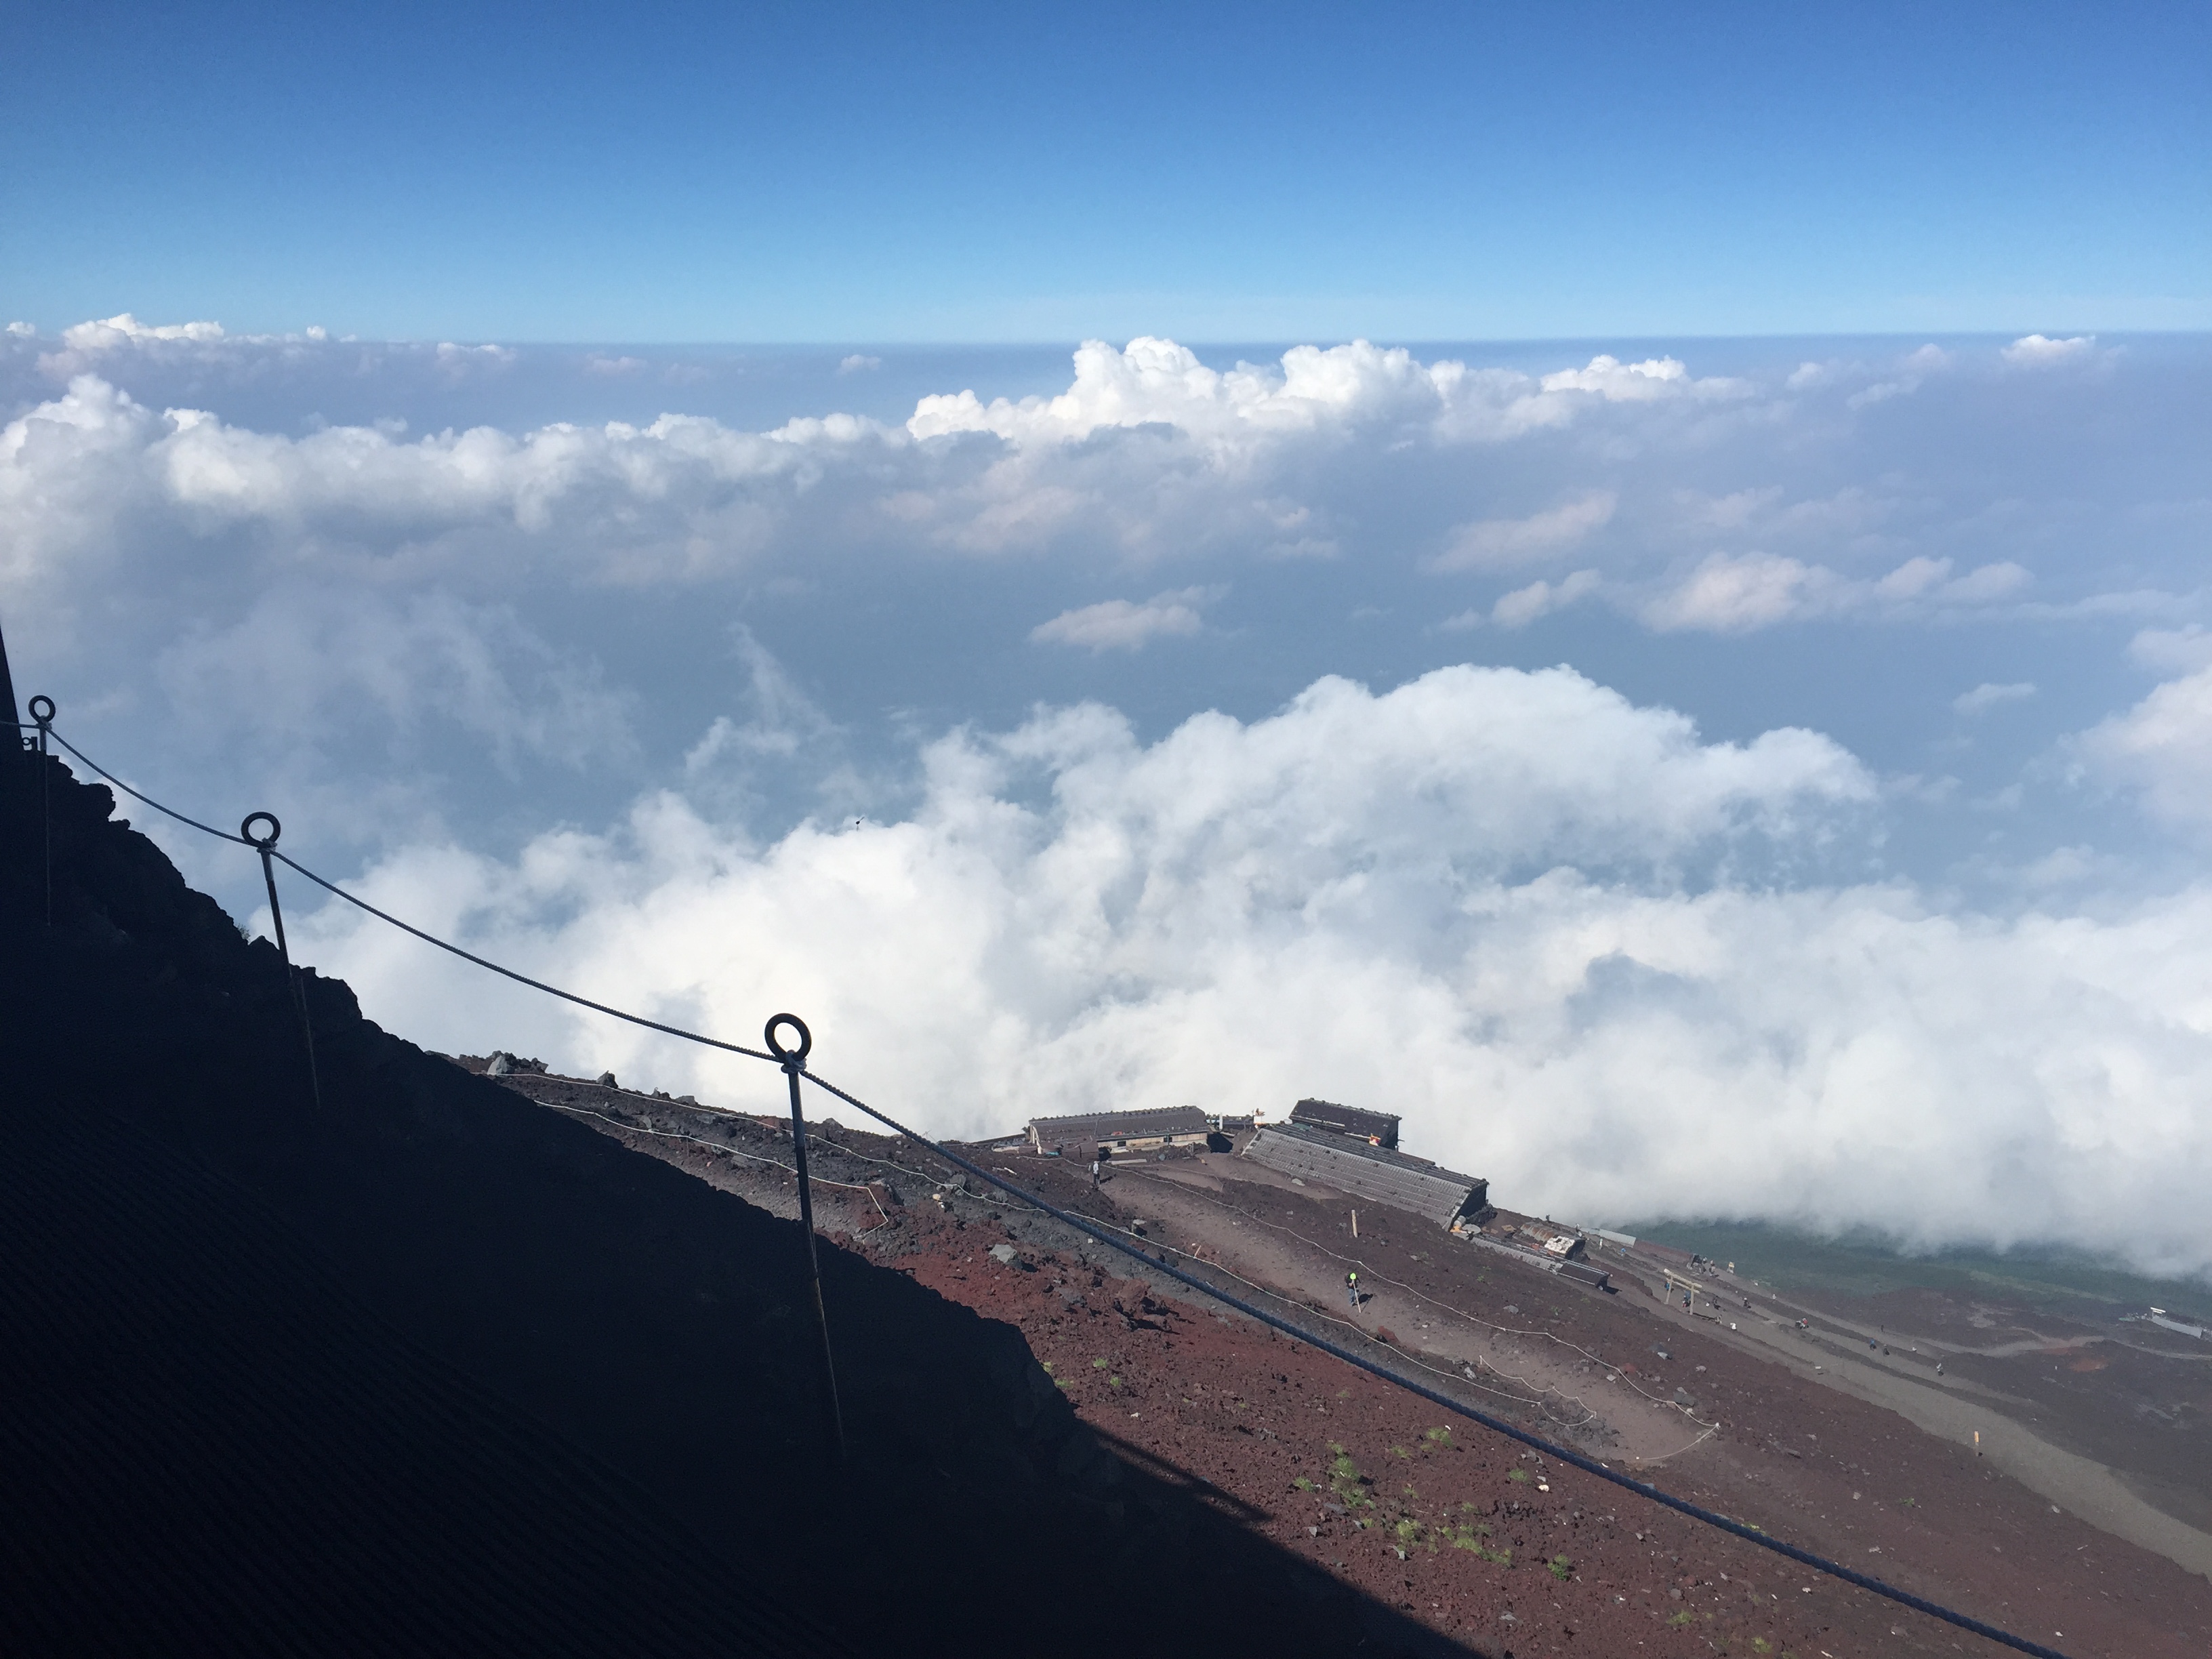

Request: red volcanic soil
left=504, top=1076, right=2212, bottom=1659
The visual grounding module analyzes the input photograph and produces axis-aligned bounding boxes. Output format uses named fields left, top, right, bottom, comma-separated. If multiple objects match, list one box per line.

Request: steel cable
left=793, top=1069, right=2068, bottom=1659
left=31, top=722, right=2075, bottom=1659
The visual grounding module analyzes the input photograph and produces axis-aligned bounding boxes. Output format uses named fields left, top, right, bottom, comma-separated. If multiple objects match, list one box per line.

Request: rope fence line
left=539, top=1098, right=893, bottom=1228
left=17, top=716, right=2075, bottom=1659
left=1120, top=1169, right=1711, bottom=1434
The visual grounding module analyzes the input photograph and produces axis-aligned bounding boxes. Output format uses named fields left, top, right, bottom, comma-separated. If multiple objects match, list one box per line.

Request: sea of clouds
left=5, top=317, right=2209, bottom=1279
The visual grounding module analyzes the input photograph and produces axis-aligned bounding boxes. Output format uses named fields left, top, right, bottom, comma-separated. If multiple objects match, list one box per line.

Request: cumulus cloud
left=1954, top=681, right=2036, bottom=716
left=2003, top=333, right=2095, bottom=367
left=295, top=664, right=2212, bottom=1282
left=2074, top=630, right=2212, bottom=834
left=1030, top=587, right=1222, bottom=651
left=156, top=587, right=638, bottom=777
left=905, top=338, right=1749, bottom=453
left=1642, top=552, right=1837, bottom=633
left=10, top=317, right=2212, bottom=1277
left=1639, top=552, right=2034, bottom=633
left=1488, top=570, right=1601, bottom=629
left=837, top=354, right=882, bottom=374
left=63, top=312, right=227, bottom=350
left=1431, top=492, right=1616, bottom=573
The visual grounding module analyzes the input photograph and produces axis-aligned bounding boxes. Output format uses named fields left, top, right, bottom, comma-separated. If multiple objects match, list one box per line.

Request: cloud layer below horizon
left=6, top=319, right=2211, bottom=1281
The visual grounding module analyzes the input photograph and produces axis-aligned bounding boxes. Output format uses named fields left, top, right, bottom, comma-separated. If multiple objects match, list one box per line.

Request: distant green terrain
left=1613, top=1218, right=2211, bottom=1318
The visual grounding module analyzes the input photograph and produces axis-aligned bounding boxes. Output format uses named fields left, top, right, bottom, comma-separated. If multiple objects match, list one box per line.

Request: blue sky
left=7, top=0, right=2207, bottom=340
left=5, top=4, right=2211, bottom=1277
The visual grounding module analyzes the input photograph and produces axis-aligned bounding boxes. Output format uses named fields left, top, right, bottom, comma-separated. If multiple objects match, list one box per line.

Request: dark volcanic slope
left=0, top=749, right=1453, bottom=1656
left=0, top=1103, right=825, bottom=1658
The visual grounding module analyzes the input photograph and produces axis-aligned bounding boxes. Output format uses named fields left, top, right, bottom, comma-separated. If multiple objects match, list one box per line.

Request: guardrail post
left=765, top=1012, right=846, bottom=1464
left=241, top=813, right=323, bottom=1112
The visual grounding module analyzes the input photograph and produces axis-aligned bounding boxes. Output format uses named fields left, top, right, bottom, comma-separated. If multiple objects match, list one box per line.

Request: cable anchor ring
left=28, top=695, right=55, bottom=728
left=764, top=1012, right=813, bottom=1072
left=240, top=812, right=283, bottom=850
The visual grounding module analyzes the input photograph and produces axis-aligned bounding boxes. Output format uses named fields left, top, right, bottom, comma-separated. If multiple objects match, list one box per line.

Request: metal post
left=241, top=813, right=323, bottom=1112
left=765, top=1012, right=845, bottom=1464
left=29, top=697, right=53, bottom=928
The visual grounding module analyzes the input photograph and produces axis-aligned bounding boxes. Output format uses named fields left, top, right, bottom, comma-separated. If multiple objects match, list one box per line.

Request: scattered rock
left=596, top=1072, right=617, bottom=1087
left=989, top=1244, right=1019, bottom=1266
left=486, top=1052, right=512, bottom=1077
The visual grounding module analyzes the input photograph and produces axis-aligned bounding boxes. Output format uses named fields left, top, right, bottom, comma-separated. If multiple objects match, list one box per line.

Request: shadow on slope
left=0, top=750, right=1465, bottom=1658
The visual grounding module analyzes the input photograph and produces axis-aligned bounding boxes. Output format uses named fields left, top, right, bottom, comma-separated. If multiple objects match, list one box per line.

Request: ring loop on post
left=764, top=1012, right=813, bottom=1070
left=240, top=811, right=283, bottom=850
left=28, top=695, right=54, bottom=726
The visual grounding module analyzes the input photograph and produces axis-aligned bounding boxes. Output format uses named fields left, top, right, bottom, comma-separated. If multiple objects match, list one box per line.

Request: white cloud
left=1431, top=491, right=1616, bottom=573
left=10, top=319, right=2211, bottom=1279
left=1490, top=570, right=1601, bottom=628
left=434, top=342, right=518, bottom=380
left=1784, top=344, right=1950, bottom=410
left=2003, top=333, right=2095, bottom=367
left=1030, top=586, right=1222, bottom=651
left=62, top=312, right=227, bottom=349
left=1954, top=681, right=2036, bottom=716
left=154, top=587, right=636, bottom=777
left=2075, top=661, right=2212, bottom=835
left=297, top=665, right=2212, bottom=1282
left=2125, top=624, right=2212, bottom=674
left=1639, top=552, right=2034, bottom=634
left=906, top=338, right=1750, bottom=453
left=1940, top=560, right=2030, bottom=602
left=838, top=354, right=883, bottom=374
left=1642, top=552, right=1836, bottom=634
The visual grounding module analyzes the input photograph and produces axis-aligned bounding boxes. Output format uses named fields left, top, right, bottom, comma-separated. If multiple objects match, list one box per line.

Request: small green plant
left=1900, top=1496, right=1917, bottom=1507
left=1292, top=1475, right=1315, bottom=1492
left=1668, top=1611, right=1694, bottom=1627
left=1053, top=1378, right=1070, bottom=1390
left=1394, top=1519, right=1424, bottom=1546
left=1750, top=1639, right=1774, bottom=1654
left=1092, top=1357, right=1107, bottom=1369
left=1326, top=1445, right=1374, bottom=1510
left=1547, top=1554, right=1572, bottom=1582
left=1040, top=1361, right=1054, bottom=1374
left=1107, top=1375, right=1122, bottom=1389
left=1507, top=1467, right=1530, bottom=1483
left=1389, top=1444, right=1411, bottom=1460
left=1423, top=1426, right=1453, bottom=1446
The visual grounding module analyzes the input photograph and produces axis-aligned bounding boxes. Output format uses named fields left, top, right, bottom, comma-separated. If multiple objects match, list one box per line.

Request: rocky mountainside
left=0, top=749, right=1446, bottom=1656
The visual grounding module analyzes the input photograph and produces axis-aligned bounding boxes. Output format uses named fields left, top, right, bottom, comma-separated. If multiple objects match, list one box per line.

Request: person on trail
left=1346, top=1271, right=1359, bottom=1309
left=1090, top=1158, right=1101, bottom=1187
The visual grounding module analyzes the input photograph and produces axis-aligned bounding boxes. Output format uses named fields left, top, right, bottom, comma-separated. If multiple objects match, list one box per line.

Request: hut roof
left=1242, top=1123, right=1485, bottom=1229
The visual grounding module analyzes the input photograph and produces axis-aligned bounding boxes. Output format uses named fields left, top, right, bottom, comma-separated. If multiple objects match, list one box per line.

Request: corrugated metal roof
left=1241, top=1124, right=1486, bottom=1229
left=1290, top=1099, right=1401, bottom=1147
left=1028, top=1105, right=1211, bottom=1143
